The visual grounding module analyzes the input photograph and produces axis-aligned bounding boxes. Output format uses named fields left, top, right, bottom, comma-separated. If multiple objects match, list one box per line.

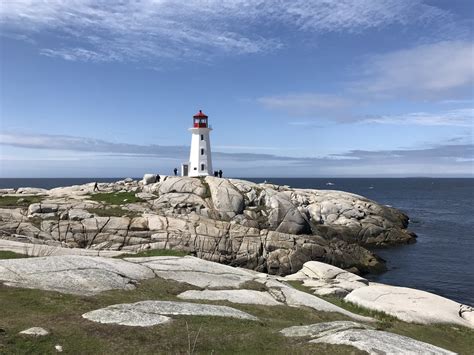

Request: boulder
left=0, top=255, right=155, bottom=295
left=125, top=256, right=255, bottom=288
left=19, top=327, right=50, bottom=336
left=178, top=289, right=282, bottom=306
left=158, top=176, right=208, bottom=197
left=82, top=300, right=258, bottom=326
left=285, top=261, right=368, bottom=297
left=142, top=174, right=157, bottom=185
left=68, top=209, right=94, bottom=221
left=264, top=191, right=310, bottom=234
left=205, top=176, right=244, bottom=217
left=311, top=329, right=455, bottom=355
left=281, top=320, right=455, bottom=354
left=345, top=284, right=474, bottom=328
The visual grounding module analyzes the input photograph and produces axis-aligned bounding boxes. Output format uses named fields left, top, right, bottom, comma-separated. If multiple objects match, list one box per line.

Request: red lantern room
left=193, top=110, right=208, bottom=128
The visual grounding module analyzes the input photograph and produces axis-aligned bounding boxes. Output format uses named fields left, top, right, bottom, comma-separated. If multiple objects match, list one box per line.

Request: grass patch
left=86, top=207, right=139, bottom=218
left=287, top=280, right=396, bottom=322
left=0, top=251, right=29, bottom=259
left=115, top=249, right=189, bottom=258
left=0, top=276, right=472, bottom=354
left=88, top=192, right=143, bottom=205
left=0, top=278, right=364, bottom=354
left=0, top=195, right=43, bottom=208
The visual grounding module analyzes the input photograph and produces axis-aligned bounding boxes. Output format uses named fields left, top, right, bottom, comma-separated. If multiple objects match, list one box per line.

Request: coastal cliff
left=0, top=176, right=415, bottom=275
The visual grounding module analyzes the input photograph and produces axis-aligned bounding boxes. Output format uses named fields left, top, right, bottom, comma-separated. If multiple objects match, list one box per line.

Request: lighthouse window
left=201, top=134, right=204, bottom=141
left=201, top=164, right=205, bottom=171
left=201, top=148, right=204, bottom=155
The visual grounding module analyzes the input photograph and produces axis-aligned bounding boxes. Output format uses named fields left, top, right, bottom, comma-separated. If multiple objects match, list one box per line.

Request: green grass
left=115, top=248, right=189, bottom=258
left=0, top=251, right=29, bottom=259
left=88, top=192, right=143, bottom=205
left=0, top=278, right=364, bottom=354
left=0, top=195, right=43, bottom=207
left=0, top=276, right=472, bottom=354
left=86, top=207, right=140, bottom=218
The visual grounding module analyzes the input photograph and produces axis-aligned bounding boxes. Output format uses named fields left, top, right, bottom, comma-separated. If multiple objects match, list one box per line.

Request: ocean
left=1, top=177, right=473, bottom=306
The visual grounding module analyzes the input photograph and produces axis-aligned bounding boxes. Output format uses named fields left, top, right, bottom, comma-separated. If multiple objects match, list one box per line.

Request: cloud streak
left=353, top=40, right=474, bottom=99
left=0, top=0, right=455, bottom=63
left=1, top=132, right=472, bottom=177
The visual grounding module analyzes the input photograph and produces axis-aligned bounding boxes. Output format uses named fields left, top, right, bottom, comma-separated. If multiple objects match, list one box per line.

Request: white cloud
left=355, top=41, right=474, bottom=99
left=362, top=108, right=474, bottom=127
left=0, top=0, right=453, bottom=63
left=257, top=93, right=354, bottom=116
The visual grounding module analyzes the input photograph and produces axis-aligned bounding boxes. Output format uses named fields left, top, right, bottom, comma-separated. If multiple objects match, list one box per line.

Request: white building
left=182, top=110, right=213, bottom=177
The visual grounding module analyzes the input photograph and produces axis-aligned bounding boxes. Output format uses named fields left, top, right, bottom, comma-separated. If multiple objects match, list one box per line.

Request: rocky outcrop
left=281, top=321, right=455, bottom=355
left=285, top=260, right=369, bottom=297
left=345, top=284, right=474, bottom=329
left=0, top=177, right=417, bottom=275
left=82, top=300, right=258, bottom=326
left=285, top=260, right=474, bottom=329
left=0, top=255, right=155, bottom=295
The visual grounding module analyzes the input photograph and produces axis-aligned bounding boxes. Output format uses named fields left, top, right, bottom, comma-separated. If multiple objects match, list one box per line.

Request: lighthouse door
left=181, top=163, right=189, bottom=177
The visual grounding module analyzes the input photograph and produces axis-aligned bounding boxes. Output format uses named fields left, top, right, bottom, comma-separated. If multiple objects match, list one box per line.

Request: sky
left=0, top=0, right=473, bottom=178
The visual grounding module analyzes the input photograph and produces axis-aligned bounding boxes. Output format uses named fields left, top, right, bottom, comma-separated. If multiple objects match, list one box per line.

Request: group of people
left=171, top=168, right=223, bottom=178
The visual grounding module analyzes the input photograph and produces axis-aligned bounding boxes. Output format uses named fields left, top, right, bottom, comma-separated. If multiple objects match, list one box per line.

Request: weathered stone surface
left=311, top=329, right=455, bottom=355
left=282, top=320, right=454, bottom=354
left=142, top=174, right=157, bottom=185
left=258, top=278, right=373, bottom=322
left=19, top=327, right=50, bottom=336
left=68, top=209, right=94, bottom=221
left=345, top=284, right=474, bottom=328
left=286, top=261, right=368, bottom=297
left=266, top=191, right=311, bottom=235
left=280, top=321, right=372, bottom=338
left=82, top=301, right=258, bottom=326
left=0, top=239, right=127, bottom=257
left=0, top=255, right=154, bottom=295
left=126, top=256, right=255, bottom=288
left=135, top=192, right=157, bottom=200
left=178, top=289, right=282, bottom=306
left=158, top=176, right=208, bottom=197
left=205, top=176, right=244, bottom=217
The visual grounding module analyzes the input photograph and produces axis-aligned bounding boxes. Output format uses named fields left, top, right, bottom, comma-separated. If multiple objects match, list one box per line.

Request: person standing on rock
left=218, top=170, right=223, bottom=178
left=214, top=171, right=218, bottom=177
left=93, top=182, right=99, bottom=192
left=173, top=168, right=178, bottom=176
left=156, top=174, right=161, bottom=183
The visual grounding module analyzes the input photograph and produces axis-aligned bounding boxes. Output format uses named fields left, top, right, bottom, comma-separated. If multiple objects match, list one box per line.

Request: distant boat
left=369, top=186, right=374, bottom=189
left=326, top=182, right=335, bottom=186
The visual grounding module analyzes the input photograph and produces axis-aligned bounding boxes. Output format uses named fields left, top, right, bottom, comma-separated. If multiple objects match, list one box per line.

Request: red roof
left=193, top=110, right=208, bottom=118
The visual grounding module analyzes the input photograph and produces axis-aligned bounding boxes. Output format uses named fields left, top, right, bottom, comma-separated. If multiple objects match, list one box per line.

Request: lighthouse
left=182, top=110, right=213, bottom=177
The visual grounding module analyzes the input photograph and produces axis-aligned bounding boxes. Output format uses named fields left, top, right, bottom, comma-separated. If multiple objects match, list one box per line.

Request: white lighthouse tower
left=182, top=110, right=213, bottom=177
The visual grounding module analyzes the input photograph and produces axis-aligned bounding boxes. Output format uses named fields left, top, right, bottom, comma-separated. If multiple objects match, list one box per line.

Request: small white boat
left=326, top=182, right=335, bottom=186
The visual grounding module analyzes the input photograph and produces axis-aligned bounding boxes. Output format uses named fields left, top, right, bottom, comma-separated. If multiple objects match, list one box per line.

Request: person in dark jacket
left=174, top=168, right=178, bottom=176
left=156, top=174, right=161, bottom=183
left=218, top=170, right=223, bottom=178
left=93, top=182, right=99, bottom=192
left=214, top=171, right=218, bottom=177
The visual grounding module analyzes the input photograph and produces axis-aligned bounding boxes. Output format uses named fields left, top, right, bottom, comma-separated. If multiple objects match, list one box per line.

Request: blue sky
left=0, top=0, right=473, bottom=177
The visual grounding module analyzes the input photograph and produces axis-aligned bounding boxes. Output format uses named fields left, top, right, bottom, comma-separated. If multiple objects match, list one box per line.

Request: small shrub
left=0, top=195, right=43, bottom=207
